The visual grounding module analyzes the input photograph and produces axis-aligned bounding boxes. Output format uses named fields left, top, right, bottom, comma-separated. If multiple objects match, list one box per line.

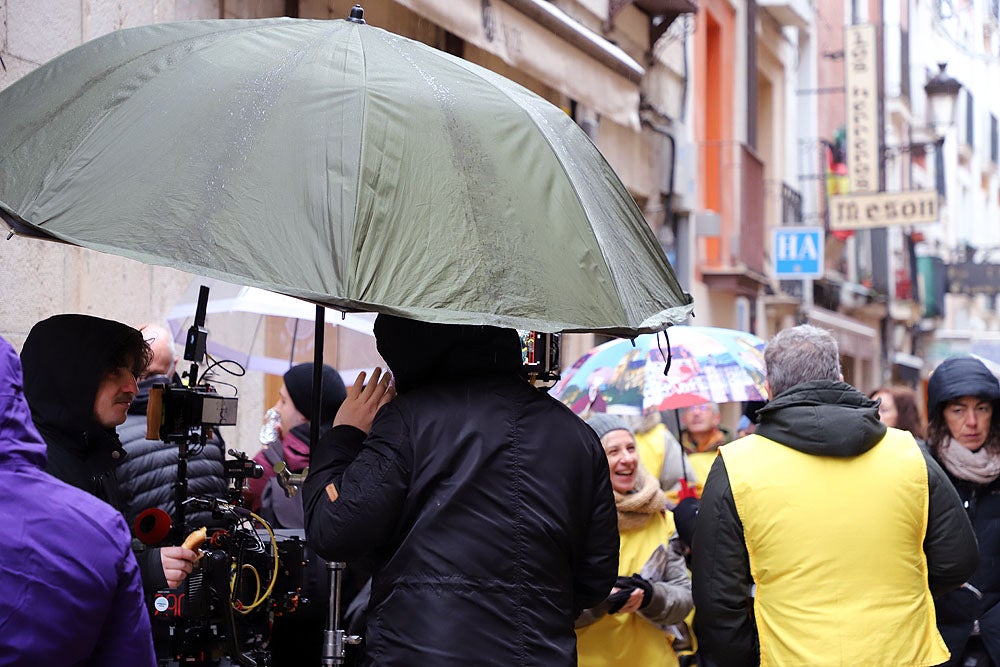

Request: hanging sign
left=845, top=24, right=879, bottom=194
left=774, top=227, right=824, bottom=278
left=829, top=190, right=939, bottom=230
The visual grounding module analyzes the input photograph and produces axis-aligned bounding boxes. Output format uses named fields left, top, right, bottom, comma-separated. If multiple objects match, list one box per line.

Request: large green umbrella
left=0, top=14, right=693, bottom=335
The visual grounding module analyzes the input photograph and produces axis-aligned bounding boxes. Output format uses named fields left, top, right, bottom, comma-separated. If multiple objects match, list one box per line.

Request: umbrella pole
left=659, top=329, right=689, bottom=485
left=673, top=409, right=689, bottom=483
left=312, top=306, right=361, bottom=665
left=310, top=306, right=323, bottom=472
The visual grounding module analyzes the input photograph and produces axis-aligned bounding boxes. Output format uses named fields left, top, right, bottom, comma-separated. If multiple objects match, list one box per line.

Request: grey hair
left=764, top=325, right=841, bottom=397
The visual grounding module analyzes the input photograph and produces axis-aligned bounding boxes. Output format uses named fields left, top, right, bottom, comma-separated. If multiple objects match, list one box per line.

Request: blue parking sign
left=773, top=227, right=824, bottom=278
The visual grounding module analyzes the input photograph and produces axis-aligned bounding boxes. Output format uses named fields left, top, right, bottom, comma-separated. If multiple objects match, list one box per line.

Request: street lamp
left=924, top=63, right=962, bottom=135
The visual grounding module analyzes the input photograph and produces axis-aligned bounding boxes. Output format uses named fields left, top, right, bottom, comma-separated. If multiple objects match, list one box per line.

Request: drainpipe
left=640, top=111, right=686, bottom=289
left=502, top=0, right=645, bottom=83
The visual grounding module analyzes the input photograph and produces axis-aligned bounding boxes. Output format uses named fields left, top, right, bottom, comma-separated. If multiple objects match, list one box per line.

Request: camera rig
left=146, top=285, right=240, bottom=537
left=144, top=285, right=360, bottom=666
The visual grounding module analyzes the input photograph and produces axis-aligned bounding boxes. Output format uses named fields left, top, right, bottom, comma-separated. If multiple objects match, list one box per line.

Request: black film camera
left=149, top=499, right=293, bottom=667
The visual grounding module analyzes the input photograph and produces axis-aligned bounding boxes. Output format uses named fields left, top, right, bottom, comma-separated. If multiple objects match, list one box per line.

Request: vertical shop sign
left=845, top=24, right=879, bottom=194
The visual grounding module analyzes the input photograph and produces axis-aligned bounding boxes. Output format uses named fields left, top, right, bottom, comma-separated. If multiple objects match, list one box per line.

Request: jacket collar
left=755, top=380, right=887, bottom=457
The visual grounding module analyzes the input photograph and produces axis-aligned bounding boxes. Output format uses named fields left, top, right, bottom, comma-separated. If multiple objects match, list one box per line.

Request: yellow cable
left=229, top=511, right=280, bottom=614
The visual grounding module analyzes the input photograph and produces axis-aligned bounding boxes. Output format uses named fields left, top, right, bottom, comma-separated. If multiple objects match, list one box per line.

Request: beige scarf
left=938, top=437, right=1000, bottom=485
left=614, top=465, right=667, bottom=532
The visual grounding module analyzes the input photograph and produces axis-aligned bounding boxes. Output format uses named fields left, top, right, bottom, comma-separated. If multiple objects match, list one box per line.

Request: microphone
left=133, top=507, right=172, bottom=545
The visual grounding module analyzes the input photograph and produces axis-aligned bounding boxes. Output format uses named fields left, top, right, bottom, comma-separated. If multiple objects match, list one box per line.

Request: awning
left=395, top=0, right=642, bottom=129
left=806, top=307, right=878, bottom=361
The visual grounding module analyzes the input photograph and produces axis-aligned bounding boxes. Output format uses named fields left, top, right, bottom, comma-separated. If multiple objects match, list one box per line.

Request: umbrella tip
left=348, top=4, right=366, bottom=23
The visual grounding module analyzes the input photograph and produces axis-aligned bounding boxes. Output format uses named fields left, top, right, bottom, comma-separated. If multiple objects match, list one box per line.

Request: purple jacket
left=0, top=336, right=155, bottom=666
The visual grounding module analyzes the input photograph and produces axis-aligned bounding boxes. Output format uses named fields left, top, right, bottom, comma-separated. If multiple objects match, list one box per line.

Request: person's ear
left=764, top=379, right=772, bottom=399
left=839, top=373, right=844, bottom=382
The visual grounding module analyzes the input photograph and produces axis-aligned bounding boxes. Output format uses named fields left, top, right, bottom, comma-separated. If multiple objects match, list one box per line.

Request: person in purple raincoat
left=0, top=334, right=156, bottom=666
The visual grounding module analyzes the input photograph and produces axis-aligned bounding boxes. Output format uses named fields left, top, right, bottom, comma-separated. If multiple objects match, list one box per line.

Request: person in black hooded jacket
left=303, top=314, right=619, bottom=666
left=20, top=314, right=199, bottom=592
left=925, top=355, right=1000, bottom=666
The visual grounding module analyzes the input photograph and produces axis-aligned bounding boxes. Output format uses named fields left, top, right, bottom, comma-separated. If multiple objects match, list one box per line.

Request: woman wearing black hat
left=926, top=356, right=1000, bottom=666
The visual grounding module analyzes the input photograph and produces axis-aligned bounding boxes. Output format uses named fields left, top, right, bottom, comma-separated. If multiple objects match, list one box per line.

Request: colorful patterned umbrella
left=552, top=326, right=767, bottom=414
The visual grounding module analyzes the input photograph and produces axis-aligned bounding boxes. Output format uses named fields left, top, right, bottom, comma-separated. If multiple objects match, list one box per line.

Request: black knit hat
left=926, top=356, right=1000, bottom=417
left=283, top=363, right=347, bottom=426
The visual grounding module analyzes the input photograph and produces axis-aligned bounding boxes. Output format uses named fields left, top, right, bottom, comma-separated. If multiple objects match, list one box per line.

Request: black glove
left=622, top=573, right=654, bottom=609
left=605, top=585, right=635, bottom=614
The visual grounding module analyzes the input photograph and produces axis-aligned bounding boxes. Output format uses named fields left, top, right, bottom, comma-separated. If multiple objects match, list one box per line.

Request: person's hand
left=615, top=588, right=645, bottom=614
left=333, top=367, right=395, bottom=433
left=606, top=581, right=636, bottom=614
left=160, top=546, right=199, bottom=589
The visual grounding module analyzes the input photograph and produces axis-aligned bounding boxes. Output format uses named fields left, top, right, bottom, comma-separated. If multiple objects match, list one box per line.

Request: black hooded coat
left=20, top=314, right=168, bottom=590
left=925, top=356, right=1000, bottom=665
left=303, top=315, right=619, bottom=666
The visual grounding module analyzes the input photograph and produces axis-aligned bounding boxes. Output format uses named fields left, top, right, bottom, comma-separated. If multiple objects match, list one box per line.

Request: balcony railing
left=698, top=141, right=766, bottom=276
left=781, top=181, right=803, bottom=225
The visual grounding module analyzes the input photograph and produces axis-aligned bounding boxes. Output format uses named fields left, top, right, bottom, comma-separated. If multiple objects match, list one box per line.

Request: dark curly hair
left=108, top=326, right=153, bottom=379
left=868, top=385, right=925, bottom=440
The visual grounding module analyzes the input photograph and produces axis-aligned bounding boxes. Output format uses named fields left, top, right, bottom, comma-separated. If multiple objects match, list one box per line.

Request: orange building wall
left=694, top=0, right=736, bottom=266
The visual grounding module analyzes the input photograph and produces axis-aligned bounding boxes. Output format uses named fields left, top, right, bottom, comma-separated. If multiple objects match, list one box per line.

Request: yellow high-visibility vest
left=720, top=429, right=950, bottom=667
left=577, top=511, right=680, bottom=667
left=634, top=423, right=666, bottom=483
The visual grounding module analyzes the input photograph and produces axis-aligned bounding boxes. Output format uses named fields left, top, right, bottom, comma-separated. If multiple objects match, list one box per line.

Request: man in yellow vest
left=691, top=324, right=979, bottom=667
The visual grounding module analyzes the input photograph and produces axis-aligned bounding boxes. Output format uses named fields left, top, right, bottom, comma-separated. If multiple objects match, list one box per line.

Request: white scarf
left=938, top=437, right=1000, bottom=485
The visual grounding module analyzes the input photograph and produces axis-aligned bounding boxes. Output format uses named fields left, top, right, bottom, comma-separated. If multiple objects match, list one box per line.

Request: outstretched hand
left=333, top=367, right=395, bottom=433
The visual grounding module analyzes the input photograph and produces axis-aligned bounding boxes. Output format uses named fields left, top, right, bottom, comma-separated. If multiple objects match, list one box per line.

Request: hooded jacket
left=925, top=355, right=1000, bottom=665
left=304, top=315, right=619, bottom=666
left=691, top=380, right=978, bottom=666
left=116, top=374, right=228, bottom=531
left=0, top=335, right=156, bottom=666
left=19, top=314, right=167, bottom=590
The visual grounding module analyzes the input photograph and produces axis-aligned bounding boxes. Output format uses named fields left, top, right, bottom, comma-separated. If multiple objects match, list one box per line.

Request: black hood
left=755, top=380, right=887, bottom=457
left=374, top=314, right=524, bottom=393
left=20, top=314, right=140, bottom=435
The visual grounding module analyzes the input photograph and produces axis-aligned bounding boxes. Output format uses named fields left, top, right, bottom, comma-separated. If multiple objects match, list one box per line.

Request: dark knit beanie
left=283, top=363, right=347, bottom=425
left=586, top=413, right=632, bottom=440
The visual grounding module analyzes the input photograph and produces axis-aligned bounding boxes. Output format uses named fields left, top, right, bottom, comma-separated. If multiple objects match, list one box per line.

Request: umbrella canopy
left=552, top=326, right=768, bottom=414
left=0, top=15, right=693, bottom=336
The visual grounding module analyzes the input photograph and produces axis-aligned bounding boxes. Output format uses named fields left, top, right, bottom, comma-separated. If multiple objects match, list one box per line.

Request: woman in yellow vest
left=576, top=414, right=694, bottom=667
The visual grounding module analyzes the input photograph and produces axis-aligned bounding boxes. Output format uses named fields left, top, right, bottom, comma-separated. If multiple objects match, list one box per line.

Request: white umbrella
left=167, top=277, right=376, bottom=379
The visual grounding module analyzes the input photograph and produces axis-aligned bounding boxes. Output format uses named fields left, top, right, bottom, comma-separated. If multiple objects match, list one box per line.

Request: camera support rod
left=322, top=560, right=361, bottom=665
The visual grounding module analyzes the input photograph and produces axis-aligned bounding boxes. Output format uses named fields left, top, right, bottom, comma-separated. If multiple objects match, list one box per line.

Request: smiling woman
left=575, top=413, right=693, bottom=667
left=924, top=355, right=1000, bottom=666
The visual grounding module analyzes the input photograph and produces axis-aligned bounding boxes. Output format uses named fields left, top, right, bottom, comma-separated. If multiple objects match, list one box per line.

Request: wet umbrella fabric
left=0, top=17, right=692, bottom=336
left=552, top=326, right=767, bottom=414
